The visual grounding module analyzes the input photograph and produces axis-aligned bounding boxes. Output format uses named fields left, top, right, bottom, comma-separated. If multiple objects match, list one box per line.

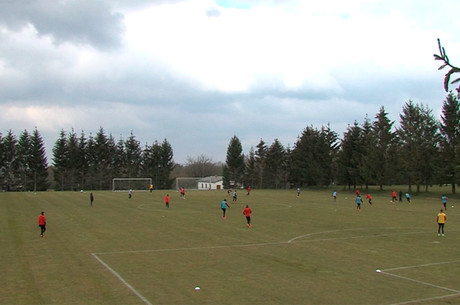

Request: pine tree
left=291, top=125, right=338, bottom=187
left=148, top=141, right=162, bottom=189
left=29, top=128, right=49, bottom=191
left=398, top=101, right=440, bottom=192
left=114, top=136, right=127, bottom=178
left=265, top=139, right=286, bottom=189
left=77, top=131, right=88, bottom=190
left=93, top=127, right=112, bottom=189
left=359, top=116, right=376, bottom=190
left=141, top=143, right=153, bottom=178
left=17, top=130, right=31, bottom=190
left=67, top=129, right=79, bottom=190
left=440, top=92, right=460, bottom=193
left=223, top=136, right=245, bottom=188
left=255, top=139, right=267, bottom=189
left=291, top=126, right=319, bottom=186
left=320, top=125, right=339, bottom=186
left=372, top=107, right=396, bottom=189
left=159, top=139, right=175, bottom=189
left=52, top=130, right=68, bottom=190
left=244, top=147, right=257, bottom=188
left=2, top=130, right=20, bottom=191
left=337, top=122, right=363, bottom=189
left=85, top=134, right=97, bottom=189
left=125, top=131, right=142, bottom=178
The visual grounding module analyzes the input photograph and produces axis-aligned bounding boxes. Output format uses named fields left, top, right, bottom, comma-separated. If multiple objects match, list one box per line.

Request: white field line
left=287, top=228, right=361, bottom=243
left=91, top=228, right=456, bottom=305
left=91, top=253, right=153, bottom=305
left=380, top=270, right=460, bottom=294
left=137, top=202, right=293, bottom=212
left=387, top=292, right=460, bottom=305
left=93, top=229, right=427, bottom=255
left=383, top=259, right=460, bottom=272
left=93, top=241, right=286, bottom=255
left=380, top=260, right=460, bottom=305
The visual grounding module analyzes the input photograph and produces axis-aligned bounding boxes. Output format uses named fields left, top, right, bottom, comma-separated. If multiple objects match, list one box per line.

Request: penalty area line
left=380, top=270, right=460, bottom=294
left=386, top=292, right=460, bottom=305
left=379, top=260, right=460, bottom=305
left=383, top=259, right=460, bottom=272
left=91, top=253, right=153, bottom=305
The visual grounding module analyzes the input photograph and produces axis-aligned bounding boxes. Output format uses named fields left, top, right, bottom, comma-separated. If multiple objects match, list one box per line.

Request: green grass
left=1, top=188, right=459, bottom=305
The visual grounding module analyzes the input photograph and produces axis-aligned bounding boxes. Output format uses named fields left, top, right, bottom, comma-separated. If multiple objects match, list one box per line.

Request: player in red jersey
left=38, top=211, right=46, bottom=238
left=366, top=193, right=372, bottom=206
left=243, top=205, right=252, bottom=228
left=165, top=194, right=170, bottom=208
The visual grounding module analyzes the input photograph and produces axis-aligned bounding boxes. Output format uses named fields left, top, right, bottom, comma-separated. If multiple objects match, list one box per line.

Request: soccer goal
left=112, top=178, right=153, bottom=192
left=175, top=177, right=202, bottom=190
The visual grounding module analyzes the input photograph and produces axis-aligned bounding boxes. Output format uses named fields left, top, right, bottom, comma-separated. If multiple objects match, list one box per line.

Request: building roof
left=197, top=176, right=223, bottom=183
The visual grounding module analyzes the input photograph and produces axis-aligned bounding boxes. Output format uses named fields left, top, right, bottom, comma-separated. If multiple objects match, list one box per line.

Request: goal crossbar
left=112, top=178, right=153, bottom=192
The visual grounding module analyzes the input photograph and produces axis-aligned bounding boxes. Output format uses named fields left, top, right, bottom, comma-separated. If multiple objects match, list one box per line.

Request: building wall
left=198, top=181, right=223, bottom=190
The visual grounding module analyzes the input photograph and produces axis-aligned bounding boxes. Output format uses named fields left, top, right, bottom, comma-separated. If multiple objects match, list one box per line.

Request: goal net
left=175, top=177, right=202, bottom=190
left=112, top=178, right=153, bottom=192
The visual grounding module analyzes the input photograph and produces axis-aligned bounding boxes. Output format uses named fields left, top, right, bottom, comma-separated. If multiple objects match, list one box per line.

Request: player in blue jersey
left=356, top=195, right=362, bottom=212
left=442, top=195, right=448, bottom=210
left=221, top=199, right=230, bottom=219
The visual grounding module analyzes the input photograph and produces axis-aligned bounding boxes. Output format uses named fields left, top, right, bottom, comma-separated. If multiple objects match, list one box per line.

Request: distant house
left=197, top=176, right=223, bottom=190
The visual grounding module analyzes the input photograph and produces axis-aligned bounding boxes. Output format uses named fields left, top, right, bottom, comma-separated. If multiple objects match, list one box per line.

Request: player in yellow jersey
left=436, top=209, right=447, bottom=237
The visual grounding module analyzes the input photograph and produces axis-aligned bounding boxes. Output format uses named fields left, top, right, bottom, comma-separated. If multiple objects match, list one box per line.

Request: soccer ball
left=80, top=190, right=83, bottom=193
left=195, top=286, right=200, bottom=291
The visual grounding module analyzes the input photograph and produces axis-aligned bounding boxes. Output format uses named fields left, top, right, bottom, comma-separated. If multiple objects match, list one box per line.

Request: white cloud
left=1, top=0, right=460, bottom=163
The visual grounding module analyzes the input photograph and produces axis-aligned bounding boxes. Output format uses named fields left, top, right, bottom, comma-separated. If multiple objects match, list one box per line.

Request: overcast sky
left=1, top=0, right=459, bottom=164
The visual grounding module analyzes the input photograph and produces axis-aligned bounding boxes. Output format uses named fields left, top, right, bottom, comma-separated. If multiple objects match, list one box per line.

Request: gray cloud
left=0, top=0, right=458, bottom=164
left=0, top=0, right=125, bottom=50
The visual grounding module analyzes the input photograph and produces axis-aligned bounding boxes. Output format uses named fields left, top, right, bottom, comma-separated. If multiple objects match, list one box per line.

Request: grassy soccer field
left=1, top=188, right=459, bottom=305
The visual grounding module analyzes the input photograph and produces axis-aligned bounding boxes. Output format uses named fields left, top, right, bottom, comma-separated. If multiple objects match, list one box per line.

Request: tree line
left=223, top=94, right=460, bottom=194
left=0, top=127, right=174, bottom=191
left=1, top=94, right=458, bottom=193
left=0, top=128, right=49, bottom=191
left=52, top=128, right=174, bottom=190
left=1, top=95, right=458, bottom=193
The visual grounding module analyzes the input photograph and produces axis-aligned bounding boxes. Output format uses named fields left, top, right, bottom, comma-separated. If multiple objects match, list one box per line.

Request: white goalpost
left=112, top=178, right=153, bottom=192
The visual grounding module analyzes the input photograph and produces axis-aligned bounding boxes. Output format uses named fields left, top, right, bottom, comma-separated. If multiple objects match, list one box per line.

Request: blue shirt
left=221, top=200, right=227, bottom=209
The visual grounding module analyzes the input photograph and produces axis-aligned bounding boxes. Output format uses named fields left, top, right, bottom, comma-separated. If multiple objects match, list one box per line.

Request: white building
left=197, top=176, right=223, bottom=190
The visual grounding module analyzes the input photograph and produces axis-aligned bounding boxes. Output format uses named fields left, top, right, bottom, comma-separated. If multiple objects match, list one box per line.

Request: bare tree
left=185, top=154, right=221, bottom=177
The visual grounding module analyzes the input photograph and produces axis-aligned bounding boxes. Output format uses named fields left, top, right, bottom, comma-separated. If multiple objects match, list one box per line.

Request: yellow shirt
left=437, top=212, right=446, bottom=224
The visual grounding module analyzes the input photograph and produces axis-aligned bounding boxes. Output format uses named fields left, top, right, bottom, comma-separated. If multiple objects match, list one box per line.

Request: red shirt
left=164, top=195, right=169, bottom=203
left=243, top=207, right=252, bottom=217
left=38, top=215, right=46, bottom=226
left=367, top=194, right=371, bottom=200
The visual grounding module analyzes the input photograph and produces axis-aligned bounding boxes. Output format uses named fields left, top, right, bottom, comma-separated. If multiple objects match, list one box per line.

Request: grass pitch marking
left=92, top=253, right=153, bottom=305
left=136, top=201, right=293, bottom=212
left=92, top=229, right=451, bottom=305
left=379, top=260, right=460, bottom=305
